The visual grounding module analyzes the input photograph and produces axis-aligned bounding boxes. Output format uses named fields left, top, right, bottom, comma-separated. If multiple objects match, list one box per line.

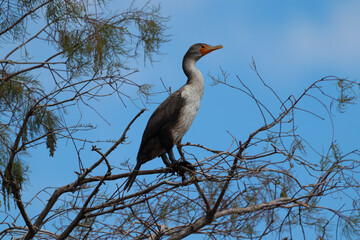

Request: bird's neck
left=182, top=58, right=204, bottom=90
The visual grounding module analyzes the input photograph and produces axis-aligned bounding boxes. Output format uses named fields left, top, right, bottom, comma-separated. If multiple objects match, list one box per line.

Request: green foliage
left=0, top=74, right=58, bottom=207
left=0, top=0, right=169, bottom=209
left=0, top=72, right=30, bottom=111
left=287, top=139, right=305, bottom=160
left=0, top=70, right=59, bottom=156
left=137, top=83, right=154, bottom=102
left=320, top=142, right=342, bottom=171
left=0, top=70, right=59, bottom=206
left=2, top=0, right=168, bottom=75
left=0, top=0, right=32, bottom=41
left=341, top=213, right=360, bottom=239
left=43, top=0, right=169, bottom=76
left=2, top=158, right=28, bottom=209
left=279, top=175, right=293, bottom=198
left=244, top=222, right=254, bottom=237
left=28, top=107, right=59, bottom=156
left=334, top=78, right=358, bottom=113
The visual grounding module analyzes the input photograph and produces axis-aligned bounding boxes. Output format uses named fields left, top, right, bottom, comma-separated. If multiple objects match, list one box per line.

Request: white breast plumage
left=171, top=80, right=204, bottom=144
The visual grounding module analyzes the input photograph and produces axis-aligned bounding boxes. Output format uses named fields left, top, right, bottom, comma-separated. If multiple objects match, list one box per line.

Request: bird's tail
left=123, top=162, right=141, bottom=192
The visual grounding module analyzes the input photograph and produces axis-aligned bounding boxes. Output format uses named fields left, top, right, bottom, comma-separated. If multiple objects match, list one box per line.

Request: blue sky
left=125, top=0, right=360, bottom=156
left=9, top=0, right=360, bottom=238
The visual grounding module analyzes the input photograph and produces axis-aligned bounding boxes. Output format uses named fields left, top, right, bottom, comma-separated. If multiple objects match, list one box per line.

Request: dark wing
left=137, top=88, right=185, bottom=160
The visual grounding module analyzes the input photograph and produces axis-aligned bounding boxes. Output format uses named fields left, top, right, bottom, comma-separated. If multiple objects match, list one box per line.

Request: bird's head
left=185, top=43, right=223, bottom=62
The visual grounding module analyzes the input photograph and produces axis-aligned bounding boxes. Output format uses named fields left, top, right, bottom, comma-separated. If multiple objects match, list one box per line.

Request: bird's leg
left=168, top=147, right=193, bottom=169
left=176, top=142, right=186, bottom=162
left=167, top=148, right=177, bottom=164
left=167, top=148, right=195, bottom=182
left=161, top=153, right=178, bottom=177
left=160, top=153, right=172, bottom=168
left=167, top=148, right=183, bottom=171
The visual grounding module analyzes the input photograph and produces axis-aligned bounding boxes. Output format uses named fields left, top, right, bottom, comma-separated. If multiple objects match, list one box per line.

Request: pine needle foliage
left=0, top=0, right=169, bottom=208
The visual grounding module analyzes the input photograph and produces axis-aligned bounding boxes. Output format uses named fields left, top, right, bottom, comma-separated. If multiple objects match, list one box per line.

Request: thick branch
left=167, top=197, right=295, bottom=240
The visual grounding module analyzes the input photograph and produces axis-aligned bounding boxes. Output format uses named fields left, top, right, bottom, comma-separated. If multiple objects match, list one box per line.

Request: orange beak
left=199, top=44, right=223, bottom=56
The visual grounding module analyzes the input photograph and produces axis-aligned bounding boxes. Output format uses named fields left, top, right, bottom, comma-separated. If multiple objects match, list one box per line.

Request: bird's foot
left=164, top=165, right=177, bottom=177
left=163, top=161, right=195, bottom=182
left=173, top=160, right=195, bottom=172
left=171, top=160, right=195, bottom=182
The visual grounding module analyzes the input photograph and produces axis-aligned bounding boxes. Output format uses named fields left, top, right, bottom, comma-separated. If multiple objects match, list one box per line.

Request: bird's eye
left=201, top=45, right=205, bottom=48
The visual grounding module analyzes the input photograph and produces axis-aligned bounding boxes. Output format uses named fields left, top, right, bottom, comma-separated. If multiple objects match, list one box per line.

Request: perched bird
left=124, top=43, right=223, bottom=191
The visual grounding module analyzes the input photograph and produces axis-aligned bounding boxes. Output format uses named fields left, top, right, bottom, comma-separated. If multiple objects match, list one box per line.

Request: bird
left=123, top=43, right=223, bottom=191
